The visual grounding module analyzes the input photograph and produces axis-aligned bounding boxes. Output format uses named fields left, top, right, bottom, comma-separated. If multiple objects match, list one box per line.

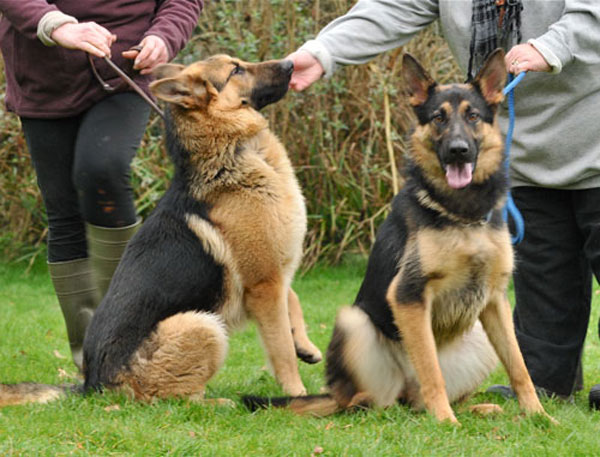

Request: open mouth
left=445, top=163, right=474, bottom=189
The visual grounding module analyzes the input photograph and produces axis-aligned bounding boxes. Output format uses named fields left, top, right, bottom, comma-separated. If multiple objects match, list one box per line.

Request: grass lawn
left=1, top=255, right=600, bottom=456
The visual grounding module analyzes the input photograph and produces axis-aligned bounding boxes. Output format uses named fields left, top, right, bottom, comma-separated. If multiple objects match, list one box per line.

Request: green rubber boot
left=48, top=258, right=101, bottom=370
left=87, top=218, right=141, bottom=298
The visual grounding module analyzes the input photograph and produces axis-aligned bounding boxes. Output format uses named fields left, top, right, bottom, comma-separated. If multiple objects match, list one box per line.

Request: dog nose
left=281, top=59, right=294, bottom=76
left=448, top=139, right=469, bottom=159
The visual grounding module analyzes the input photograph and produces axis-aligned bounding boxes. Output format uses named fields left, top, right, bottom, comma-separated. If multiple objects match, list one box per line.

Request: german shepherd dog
left=245, top=50, right=553, bottom=424
left=0, top=55, right=322, bottom=407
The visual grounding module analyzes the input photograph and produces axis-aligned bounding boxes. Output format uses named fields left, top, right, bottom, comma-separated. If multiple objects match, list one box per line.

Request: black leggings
left=21, top=93, right=150, bottom=263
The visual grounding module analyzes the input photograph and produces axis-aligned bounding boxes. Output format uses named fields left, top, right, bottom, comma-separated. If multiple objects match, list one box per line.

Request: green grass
left=1, top=256, right=600, bottom=456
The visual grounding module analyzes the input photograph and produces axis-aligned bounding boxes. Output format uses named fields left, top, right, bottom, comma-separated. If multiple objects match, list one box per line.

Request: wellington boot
left=48, top=258, right=101, bottom=370
left=87, top=218, right=141, bottom=298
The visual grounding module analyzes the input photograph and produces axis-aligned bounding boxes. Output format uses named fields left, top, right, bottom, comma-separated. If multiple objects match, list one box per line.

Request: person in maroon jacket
left=0, top=0, right=203, bottom=370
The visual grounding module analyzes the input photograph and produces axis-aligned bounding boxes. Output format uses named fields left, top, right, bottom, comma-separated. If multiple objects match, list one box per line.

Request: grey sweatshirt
left=300, top=0, right=600, bottom=189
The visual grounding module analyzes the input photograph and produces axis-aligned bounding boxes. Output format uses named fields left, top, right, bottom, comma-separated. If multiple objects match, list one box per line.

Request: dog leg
left=388, top=279, right=458, bottom=423
left=392, top=304, right=457, bottom=423
left=288, top=288, right=322, bottom=364
left=479, top=294, right=556, bottom=423
left=246, top=281, right=306, bottom=396
left=123, top=311, right=228, bottom=401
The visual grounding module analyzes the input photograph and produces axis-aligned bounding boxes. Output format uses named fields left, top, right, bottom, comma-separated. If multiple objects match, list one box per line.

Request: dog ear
left=149, top=75, right=211, bottom=109
left=402, top=53, right=436, bottom=106
left=152, top=63, right=185, bottom=80
left=472, top=49, right=507, bottom=106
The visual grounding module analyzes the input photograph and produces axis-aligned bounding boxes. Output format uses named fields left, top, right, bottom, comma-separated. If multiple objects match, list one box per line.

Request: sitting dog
left=0, top=55, right=321, bottom=406
left=244, top=50, right=554, bottom=424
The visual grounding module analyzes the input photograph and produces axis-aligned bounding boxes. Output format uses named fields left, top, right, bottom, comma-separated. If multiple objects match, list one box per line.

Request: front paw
left=284, top=384, right=307, bottom=397
left=295, top=344, right=323, bottom=364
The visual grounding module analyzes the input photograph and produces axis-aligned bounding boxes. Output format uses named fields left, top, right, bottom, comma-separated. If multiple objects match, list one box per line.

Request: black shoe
left=486, top=384, right=516, bottom=399
left=486, top=384, right=573, bottom=402
left=590, top=384, right=600, bottom=410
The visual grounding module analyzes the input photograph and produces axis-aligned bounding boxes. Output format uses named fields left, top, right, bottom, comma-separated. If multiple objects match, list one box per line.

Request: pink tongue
left=445, top=163, right=474, bottom=189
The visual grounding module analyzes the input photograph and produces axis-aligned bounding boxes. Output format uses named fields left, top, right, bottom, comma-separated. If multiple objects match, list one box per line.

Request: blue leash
left=501, top=72, right=526, bottom=244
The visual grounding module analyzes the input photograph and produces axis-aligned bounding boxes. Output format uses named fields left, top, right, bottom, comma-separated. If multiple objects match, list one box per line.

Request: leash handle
left=502, top=72, right=526, bottom=244
left=502, top=70, right=526, bottom=96
left=88, top=53, right=165, bottom=120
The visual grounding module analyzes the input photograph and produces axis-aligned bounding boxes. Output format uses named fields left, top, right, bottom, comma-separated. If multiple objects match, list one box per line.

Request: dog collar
left=416, top=189, right=493, bottom=227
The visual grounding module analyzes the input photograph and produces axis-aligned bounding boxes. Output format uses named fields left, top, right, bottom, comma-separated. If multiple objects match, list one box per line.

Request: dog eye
left=467, top=112, right=480, bottom=123
left=432, top=113, right=445, bottom=125
left=231, top=65, right=245, bottom=76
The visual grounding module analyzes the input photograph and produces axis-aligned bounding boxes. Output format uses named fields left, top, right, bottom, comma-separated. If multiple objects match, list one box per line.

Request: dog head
left=149, top=55, right=293, bottom=137
left=403, top=50, right=507, bottom=191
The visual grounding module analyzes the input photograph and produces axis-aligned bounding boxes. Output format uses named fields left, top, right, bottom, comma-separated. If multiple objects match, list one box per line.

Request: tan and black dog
left=0, top=55, right=321, bottom=407
left=245, top=50, right=554, bottom=424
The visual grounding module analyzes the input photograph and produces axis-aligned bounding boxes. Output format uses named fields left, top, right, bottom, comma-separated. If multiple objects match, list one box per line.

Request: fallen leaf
left=325, top=422, right=335, bottom=431
left=57, top=368, right=72, bottom=379
left=104, top=405, right=120, bottom=412
left=53, top=350, right=67, bottom=359
left=311, top=446, right=324, bottom=456
left=189, top=431, right=196, bottom=438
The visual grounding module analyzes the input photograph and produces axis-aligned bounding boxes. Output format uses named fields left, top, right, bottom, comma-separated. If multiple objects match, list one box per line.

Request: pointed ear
left=402, top=53, right=436, bottom=106
left=149, top=75, right=209, bottom=109
left=472, top=49, right=507, bottom=106
left=152, top=63, right=185, bottom=80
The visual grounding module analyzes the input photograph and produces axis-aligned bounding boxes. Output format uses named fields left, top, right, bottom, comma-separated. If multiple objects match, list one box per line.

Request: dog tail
left=0, top=383, right=77, bottom=407
left=243, top=393, right=341, bottom=417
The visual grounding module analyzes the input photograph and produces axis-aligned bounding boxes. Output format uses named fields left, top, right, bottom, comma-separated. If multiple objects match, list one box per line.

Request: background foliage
left=0, top=0, right=462, bottom=267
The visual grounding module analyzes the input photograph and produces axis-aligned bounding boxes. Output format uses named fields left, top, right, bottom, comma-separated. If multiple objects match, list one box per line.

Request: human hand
left=286, top=50, right=324, bottom=91
left=122, top=35, right=169, bottom=75
left=505, top=43, right=551, bottom=74
left=51, top=22, right=116, bottom=58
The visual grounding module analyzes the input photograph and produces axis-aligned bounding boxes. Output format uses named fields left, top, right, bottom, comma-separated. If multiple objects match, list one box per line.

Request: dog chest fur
left=414, top=225, right=513, bottom=343
left=206, top=129, right=307, bottom=289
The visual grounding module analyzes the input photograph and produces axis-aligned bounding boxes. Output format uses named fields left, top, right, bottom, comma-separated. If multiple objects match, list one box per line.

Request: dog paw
left=468, top=403, right=504, bottom=416
left=295, top=343, right=323, bottom=364
left=543, top=412, right=559, bottom=426
left=284, top=385, right=307, bottom=397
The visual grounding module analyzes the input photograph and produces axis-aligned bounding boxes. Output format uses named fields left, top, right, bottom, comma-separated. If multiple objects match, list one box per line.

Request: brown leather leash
left=88, top=46, right=165, bottom=120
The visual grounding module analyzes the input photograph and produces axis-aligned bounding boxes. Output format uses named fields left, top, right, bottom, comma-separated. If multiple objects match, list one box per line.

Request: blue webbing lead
left=501, top=71, right=526, bottom=244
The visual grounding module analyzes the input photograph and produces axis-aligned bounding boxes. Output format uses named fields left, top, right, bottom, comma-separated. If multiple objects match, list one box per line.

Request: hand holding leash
left=505, top=43, right=551, bottom=74
left=122, top=35, right=169, bottom=75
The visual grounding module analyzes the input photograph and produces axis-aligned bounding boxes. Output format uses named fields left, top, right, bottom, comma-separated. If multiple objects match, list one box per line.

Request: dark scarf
left=467, top=0, right=523, bottom=80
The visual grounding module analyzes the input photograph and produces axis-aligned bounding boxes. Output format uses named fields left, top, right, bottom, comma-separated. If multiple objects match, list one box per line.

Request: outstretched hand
left=122, top=35, right=169, bottom=75
left=505, top=43, right=551, bottom=74
left=286, top=50, right=324, bottom=91
left=51, top=22, right=116, bottom=58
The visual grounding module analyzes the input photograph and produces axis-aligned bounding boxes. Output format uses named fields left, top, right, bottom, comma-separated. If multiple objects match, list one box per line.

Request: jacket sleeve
left=528, top=0, right=600, bottom=74
left=300, top=0, right=439, bottom=77
left=144, top=0, right=204, bottom=60
left=0, top=0, right=58, bottom=39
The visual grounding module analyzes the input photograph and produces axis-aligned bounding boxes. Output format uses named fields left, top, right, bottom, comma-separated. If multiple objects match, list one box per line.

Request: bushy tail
left=243, top=393, right=341, bottom=417
left=0, top=383, right=76, bottom=407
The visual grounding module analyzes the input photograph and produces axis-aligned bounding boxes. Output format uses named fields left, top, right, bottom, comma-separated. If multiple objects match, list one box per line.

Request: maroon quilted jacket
left=0, top=0, right=203, bottom=118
